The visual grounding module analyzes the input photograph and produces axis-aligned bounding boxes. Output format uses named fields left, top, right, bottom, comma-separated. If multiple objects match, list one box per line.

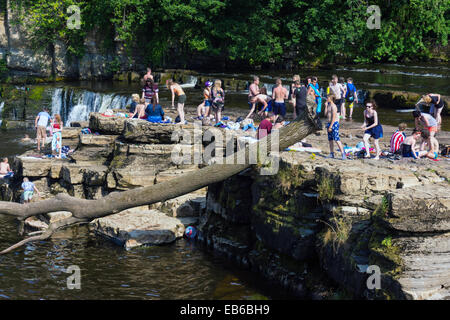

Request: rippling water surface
left=0, top=214, right=288, bottom=300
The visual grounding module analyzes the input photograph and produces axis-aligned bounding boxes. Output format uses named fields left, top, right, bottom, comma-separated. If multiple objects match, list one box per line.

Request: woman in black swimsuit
left=361, top=101, right=383, bottom=160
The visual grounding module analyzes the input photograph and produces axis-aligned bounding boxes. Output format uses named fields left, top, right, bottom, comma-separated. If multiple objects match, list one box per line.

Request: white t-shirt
left=329, top=83, right=344, bottom=99
left=37, top=112, right=51, bottom=127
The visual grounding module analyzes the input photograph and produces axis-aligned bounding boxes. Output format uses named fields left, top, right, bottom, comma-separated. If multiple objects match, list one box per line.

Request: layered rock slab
left=90, top=209, right=186, bottom=249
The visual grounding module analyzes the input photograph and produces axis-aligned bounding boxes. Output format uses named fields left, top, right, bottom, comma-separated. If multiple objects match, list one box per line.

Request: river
left=0, top=63, right=448, bottom=299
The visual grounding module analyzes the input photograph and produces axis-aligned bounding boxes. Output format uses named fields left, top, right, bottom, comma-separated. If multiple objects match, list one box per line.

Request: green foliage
left=106, top=57, right=122, bottom=74
left=381, top=236, right=392, bottom=248
left=9, top=0, right=450, bottom=66
left=28, top=86, right=46, bottom=101
left=318, top=176, right=335, bottom=203
left=0, top=59, right=8, bottom=77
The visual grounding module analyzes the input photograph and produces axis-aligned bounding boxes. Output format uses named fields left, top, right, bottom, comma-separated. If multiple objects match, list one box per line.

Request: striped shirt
left=390, top=130, right=406, bottom=153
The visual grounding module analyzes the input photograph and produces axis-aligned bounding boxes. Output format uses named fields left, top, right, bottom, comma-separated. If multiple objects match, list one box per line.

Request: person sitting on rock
left=390, top=123, right=407, bottom=154
left=401, top=129, right=426, bottom=159
left=0, top=158, right=13, bottom=178
left=128, top=94, right=140, bottom=117
left=257, top=112, right=276, bottom=140
left=420, top=130, right=440, bottom=160
left=146, top=103, right=165, bottom=123
left=131, top=98, right=147, bottom=119
left=21, top=177, right=41, bottom=203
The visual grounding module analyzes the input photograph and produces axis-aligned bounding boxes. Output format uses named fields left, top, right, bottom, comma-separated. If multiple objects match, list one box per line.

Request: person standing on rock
left=51, top=114, right=63, bottom=158
left=416, top=94, right=444, bottom=126
left=196, top=80, right=213, bottom=120
left=211, top=79, right=225, bottom=125
left=328, top=75, right=344, bottom=119
left=248, top=76, right=260, bottom=109
left=167, top=79, right=186, bottom=124
left=143, top=67, right=154, bottom=82
left=345, top=78, right=358, bottom=119
left=413, top=110, right=438, bottom=138
left=293, top=78, right=307, bottom=117
left=325, top=94, right=346, bottom=160
left=34, top=107, right=51, bottom=153
left=361, top=101, right=383, bottom=160
left=290, top=75, right=300, bottom=119
left=272, top=78, right=289, bottom=118
left=142, top=78, right=159, bottom=105
left=309, top=77, right=322, bottom=115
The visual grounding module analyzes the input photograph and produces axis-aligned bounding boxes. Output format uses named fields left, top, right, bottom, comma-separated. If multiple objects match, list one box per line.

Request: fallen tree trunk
left=0, top=109, right=321, bottom=253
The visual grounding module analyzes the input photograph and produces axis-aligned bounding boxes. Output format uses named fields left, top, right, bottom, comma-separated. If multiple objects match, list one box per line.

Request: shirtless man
left=143, top=67, right=154, bottom=82
left=420, top=130, right=440, bottom=160
left=272, top=78, right=289, bottom=118
left=248, top=76, right=260, bottom=109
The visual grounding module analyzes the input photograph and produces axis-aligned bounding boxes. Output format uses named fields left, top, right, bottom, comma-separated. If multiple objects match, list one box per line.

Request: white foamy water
left=180, top=75, right=198, bottom=88
left=50, top=88, right=132, bottom=126
left=0, top=101, right=4, bottom=126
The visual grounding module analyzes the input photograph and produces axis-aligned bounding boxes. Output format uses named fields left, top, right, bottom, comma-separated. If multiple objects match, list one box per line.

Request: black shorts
left=335, top=99, right=344, bottom=112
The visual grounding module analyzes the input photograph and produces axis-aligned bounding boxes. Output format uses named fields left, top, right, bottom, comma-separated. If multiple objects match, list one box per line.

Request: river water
left=0, top=63, right=449, bottom=299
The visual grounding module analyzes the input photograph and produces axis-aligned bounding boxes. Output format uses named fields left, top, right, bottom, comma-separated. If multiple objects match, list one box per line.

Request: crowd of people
left=122, top=69, right=447, bottom=162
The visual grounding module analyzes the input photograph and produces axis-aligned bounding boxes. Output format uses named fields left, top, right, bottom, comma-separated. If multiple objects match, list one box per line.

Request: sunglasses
left=366, top=105, right=372, bottom=108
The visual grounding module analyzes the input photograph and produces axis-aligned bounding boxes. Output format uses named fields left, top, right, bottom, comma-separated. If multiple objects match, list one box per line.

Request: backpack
left=346, top=83, right=356, bottom=101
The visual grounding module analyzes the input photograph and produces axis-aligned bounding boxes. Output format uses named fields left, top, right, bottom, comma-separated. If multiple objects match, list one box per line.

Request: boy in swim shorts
left=325, top=94, right=346, bottom=160
left=21, top=177, right=41, bottom=203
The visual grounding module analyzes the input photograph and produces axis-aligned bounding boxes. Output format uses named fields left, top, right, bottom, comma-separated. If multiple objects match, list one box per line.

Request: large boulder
left=90, top=209, right=186, bottom=249
left=89, top=113, right=128, bottom=134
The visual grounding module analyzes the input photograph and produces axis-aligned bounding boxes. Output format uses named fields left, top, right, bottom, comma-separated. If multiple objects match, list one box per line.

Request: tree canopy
left=6, top=0, right=450, bottom=68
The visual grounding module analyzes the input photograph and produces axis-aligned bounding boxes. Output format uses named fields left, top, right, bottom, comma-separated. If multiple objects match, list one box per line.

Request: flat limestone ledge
left=386, top=183, right=450, bottom=233
left=396, top=233, right=450, bottom=300
left=62, top=128, right=82, bottom=139
left=15, top=153, right=70, bottom=178
left=89, top=209, right=187, bottom=249
left=279, top=151, right=449, bottom=196
left=79, top=134, right=118, bottom=146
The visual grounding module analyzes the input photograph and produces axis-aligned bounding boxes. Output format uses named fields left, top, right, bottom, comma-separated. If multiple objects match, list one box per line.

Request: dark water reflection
left=0, top=214, right=286, bottom=300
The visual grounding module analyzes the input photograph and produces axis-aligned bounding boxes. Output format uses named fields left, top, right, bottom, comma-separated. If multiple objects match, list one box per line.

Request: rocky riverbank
left=1, top=106, right=449, bottom=299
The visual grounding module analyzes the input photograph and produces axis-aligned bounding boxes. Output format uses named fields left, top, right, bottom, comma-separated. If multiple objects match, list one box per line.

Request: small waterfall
left=50, top=88, right=131, bottom=126
left=0, top=101, right=4, bottom=126
left=180, top=75, right=198, bottom=88
left=51, top=88, right=63, bottom=116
